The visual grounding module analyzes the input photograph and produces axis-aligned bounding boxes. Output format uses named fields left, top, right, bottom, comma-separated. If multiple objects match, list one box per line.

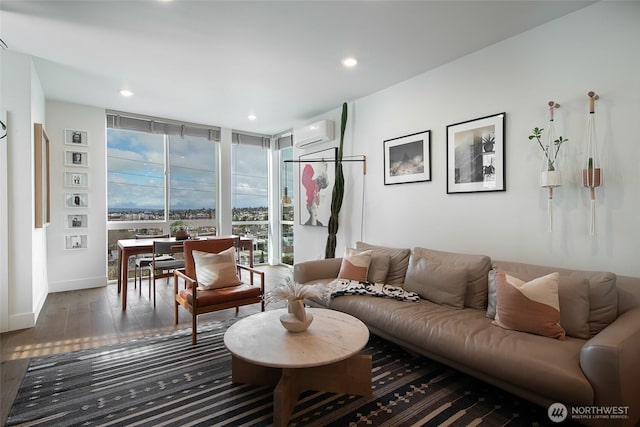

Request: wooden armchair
left=174, top=238, right=265, bottom=344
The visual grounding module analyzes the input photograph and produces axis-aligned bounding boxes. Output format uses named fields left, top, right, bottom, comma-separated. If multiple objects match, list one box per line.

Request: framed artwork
left=65, top=192, right=89, bottom=208
left=64, top=150, right=88, bottom=167
left=67, top=214, right=88, bottom=229
left=446, top=112, right=506, bottom=194
left=65, top=129, right=88, bottom=146
left=298, top=147, right=337, bottom=227
left=64, top=171, right=88, bottom=188
left=65, top=234, right=88, bottom=250
left=383, top=130, right=431, bottom=185
left=34, top=123, right=50, bottom=228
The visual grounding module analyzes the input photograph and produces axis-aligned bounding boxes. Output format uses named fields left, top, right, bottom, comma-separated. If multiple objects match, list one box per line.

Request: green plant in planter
left=528, top=127, right=568, bottom=171
left=325, top=103, right=347, bottom=259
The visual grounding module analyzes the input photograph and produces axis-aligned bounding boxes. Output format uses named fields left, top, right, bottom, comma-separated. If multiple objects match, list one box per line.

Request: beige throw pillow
left=193, top=247, right=242, bottom=290
left=494, top=271, right=566, bottom=340
left=337, top=248, right=372, bottom=282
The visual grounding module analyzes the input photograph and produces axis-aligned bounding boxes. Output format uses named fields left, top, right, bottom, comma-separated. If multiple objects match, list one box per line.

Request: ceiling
left=0, top=1, right=594, bottom=135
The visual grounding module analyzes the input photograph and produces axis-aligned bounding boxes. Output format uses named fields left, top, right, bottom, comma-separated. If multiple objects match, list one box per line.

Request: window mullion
left=164, top=134, right=170, bottom=228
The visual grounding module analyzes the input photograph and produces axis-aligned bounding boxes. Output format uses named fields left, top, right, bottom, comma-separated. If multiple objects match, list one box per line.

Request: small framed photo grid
left=65, top=129, right=88, bottom=146
left=63, top=128, right=90, bottom=251
left=65, top=234, right=88, bottom=250
left=64, top=150, right=88, bottom=167
left=383, top=130, right=431, bottom=185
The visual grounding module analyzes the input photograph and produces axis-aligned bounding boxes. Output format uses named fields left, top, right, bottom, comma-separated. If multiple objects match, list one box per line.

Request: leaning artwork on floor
left=7, top=320, right=566, bottom=427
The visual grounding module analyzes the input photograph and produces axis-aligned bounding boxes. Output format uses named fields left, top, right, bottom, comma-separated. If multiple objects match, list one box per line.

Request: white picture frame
left=64, top=171, right=88, bottom=188
left=64, top=129, right=88, bottom=146
left=65, top=192, right=89, bottom=208
left=64, top=150, right=88, bottom=167
left=66, top=214, right=88, bottom=229
left=65, top=234, right=88, bottom=250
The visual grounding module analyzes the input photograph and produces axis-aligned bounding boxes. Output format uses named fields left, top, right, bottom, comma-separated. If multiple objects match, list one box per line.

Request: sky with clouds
left=107, top=129, right=271, bottom=211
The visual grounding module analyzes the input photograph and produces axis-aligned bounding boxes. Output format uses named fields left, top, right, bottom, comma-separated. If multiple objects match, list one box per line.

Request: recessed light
left=248, top=114, right=257, bottom=121
left=342, top=57, right=358, bottom=68
left=120, top=89, right=134, bottom=97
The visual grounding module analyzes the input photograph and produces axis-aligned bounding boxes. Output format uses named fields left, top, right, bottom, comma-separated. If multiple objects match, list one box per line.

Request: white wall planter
left=540, top=170, right=562, bottom=187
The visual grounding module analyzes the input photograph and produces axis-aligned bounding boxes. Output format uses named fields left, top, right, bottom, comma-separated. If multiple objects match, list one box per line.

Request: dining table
left=117, top=235, right=254, bottom=310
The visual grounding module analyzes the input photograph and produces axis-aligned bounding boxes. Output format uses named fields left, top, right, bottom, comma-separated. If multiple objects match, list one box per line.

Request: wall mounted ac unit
left=293, top=120, right=334, bottom=148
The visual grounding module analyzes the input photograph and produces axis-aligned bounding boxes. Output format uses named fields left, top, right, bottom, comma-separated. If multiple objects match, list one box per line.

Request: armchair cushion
left=179, top=283, right=261, bottom=306
left=192, top=247, right=241, bottom=290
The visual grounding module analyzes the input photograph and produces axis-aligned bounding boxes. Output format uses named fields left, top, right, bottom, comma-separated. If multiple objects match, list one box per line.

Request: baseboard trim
left=8, top=312, right=36, bottom=331
left=48, top=276, right=107, bottom=293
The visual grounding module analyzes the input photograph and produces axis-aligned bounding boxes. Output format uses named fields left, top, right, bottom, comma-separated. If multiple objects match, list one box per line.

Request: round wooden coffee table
left=224, top=308, right=371, bottom=426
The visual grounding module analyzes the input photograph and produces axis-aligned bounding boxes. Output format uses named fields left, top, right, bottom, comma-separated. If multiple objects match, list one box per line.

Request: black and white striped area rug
left=8, top=320, right=560, bottom=426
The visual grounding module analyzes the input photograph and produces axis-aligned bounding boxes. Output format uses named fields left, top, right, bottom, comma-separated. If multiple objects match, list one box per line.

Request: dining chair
left=174, top=238, right=264, bottom=344
left=134, top=233, right=169, bottom=289
left=148, top=240, right=185, bottom=307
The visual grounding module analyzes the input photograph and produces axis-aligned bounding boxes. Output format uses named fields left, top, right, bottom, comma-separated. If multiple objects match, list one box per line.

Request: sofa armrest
left=580, top=307, right=640, bottom=424
left=294, top=258, right=342, bottom=284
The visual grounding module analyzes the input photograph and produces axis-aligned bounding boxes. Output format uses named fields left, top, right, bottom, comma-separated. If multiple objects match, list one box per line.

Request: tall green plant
left=325, top=103, right=347, bottom=259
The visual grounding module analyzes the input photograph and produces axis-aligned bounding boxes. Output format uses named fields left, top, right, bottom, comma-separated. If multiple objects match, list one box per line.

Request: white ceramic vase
left=280, top=299, right=313, bottom=332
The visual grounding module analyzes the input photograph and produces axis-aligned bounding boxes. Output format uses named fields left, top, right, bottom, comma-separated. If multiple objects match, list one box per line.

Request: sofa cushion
left=404, top=255, right=468, bottom=309
left=353, top=248, right=391, bottom=283
left=355, top=242, right=411, bottom=285
left=337, top=248, right=372, bottom=282
left=488, top=269, right=591, bottom=339
left=557, top=277, right=591, bottom=339
left=413, top=247, right=491, bottom=309
left=193, top=247, right=241, bottom=290
left=493, top=260, right=617, bottom=337
left=313, top=295, right=593, bottom=405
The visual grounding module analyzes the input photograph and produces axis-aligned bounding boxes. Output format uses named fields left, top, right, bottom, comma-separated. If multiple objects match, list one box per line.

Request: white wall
left=31, top=59, right=48, bottom=316
left=46, top=101, right=107, bottom=292
left=0, top=51, right=48, bottom=331
left=295, top=2, right=640, bottom=277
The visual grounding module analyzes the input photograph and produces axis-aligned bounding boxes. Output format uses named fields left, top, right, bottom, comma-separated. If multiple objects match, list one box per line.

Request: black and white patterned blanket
left=325, top=279, right=420, bottom=302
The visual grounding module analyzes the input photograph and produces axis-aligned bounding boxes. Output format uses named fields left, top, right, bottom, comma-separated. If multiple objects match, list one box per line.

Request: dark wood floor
left=0, top=265, right=291, bottom=425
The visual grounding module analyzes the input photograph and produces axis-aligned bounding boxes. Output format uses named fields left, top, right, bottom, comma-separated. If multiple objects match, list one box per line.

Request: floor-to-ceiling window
left=278, top=139, right=294, bottom=266
left=106, top=112, right=219, bottom=280
left=231, top=132, right=269, bottom=265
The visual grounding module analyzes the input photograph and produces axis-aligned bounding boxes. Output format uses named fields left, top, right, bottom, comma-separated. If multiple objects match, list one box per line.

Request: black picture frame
left=383, top=130, right=431, bottom=185
left=446, top=112, right=506, bottom=194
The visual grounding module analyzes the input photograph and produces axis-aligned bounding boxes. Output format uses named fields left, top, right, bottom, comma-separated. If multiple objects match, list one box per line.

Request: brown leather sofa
left=294, top=242, right=640, bottom=426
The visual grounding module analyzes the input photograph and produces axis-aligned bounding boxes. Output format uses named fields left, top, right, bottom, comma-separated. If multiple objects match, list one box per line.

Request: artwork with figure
left=299, top=148, right=336, bottom=226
